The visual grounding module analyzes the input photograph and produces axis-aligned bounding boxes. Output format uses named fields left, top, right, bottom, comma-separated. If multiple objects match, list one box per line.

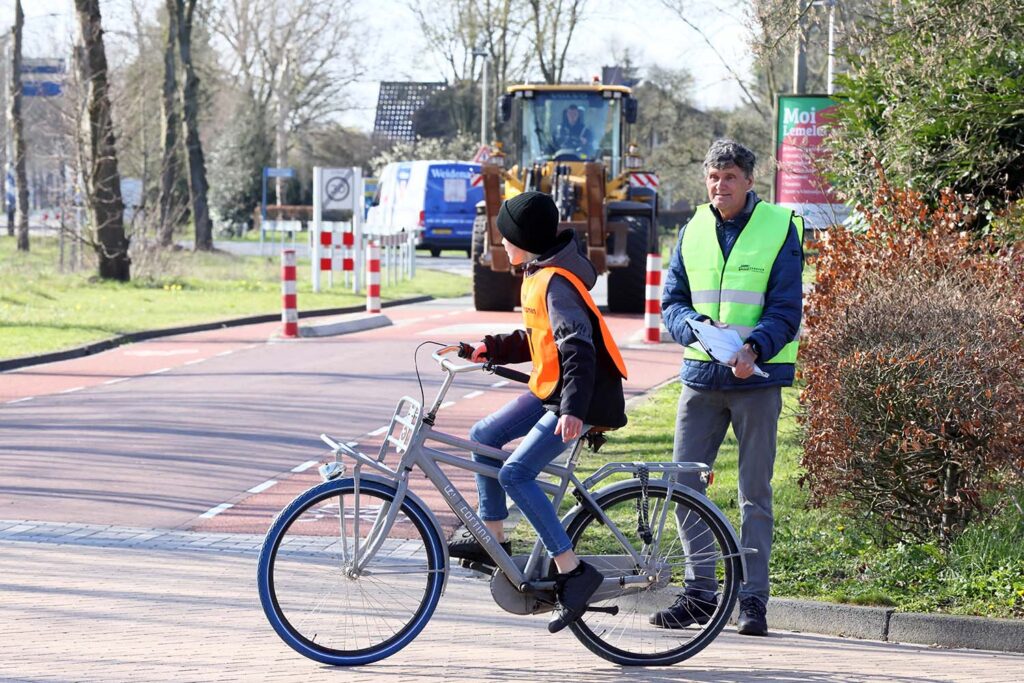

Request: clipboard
left=686, top=318, right=769, bottom=379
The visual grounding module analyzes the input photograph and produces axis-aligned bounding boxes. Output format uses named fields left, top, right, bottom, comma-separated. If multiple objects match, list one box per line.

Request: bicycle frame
left=319, top=345, right=714, bottom=593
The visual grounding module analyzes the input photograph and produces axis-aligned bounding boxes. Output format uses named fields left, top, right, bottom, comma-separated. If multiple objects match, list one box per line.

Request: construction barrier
left=644, top=252, right=662, bottom=344
left=282, top=249, right=298, bottom=337
left=366, top=241, right=381, bottom=313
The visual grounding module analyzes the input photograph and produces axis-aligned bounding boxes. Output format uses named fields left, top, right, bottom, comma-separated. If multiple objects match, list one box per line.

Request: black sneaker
left=548, top=561, right=604, bottom=634
left=736, top=596, right=768, bottom=636
left=648, top=591, right=717, bottom=629
left=446, top=526, right=510, bottom=565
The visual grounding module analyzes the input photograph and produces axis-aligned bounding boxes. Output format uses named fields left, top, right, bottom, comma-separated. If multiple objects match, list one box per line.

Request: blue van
left=366, top=161, right=482, bottom=256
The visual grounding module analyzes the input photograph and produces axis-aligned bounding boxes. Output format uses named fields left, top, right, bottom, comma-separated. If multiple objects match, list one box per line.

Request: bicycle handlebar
left=430, top=343, right=531, bottom=384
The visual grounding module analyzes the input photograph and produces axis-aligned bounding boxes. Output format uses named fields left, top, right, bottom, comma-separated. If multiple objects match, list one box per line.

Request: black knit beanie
left=496, top=191, right=560, bottom=255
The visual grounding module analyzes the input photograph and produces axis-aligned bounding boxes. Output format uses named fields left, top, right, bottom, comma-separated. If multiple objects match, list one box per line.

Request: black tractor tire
left=606, top=215, right=651, bottom=314
left=471, top=220, right=519, bottom=312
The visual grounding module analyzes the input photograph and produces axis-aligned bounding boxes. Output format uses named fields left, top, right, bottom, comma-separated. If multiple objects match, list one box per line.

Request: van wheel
left=430, top=247, right=442, bottom=258
left=471, top=221, right=519, bottom=312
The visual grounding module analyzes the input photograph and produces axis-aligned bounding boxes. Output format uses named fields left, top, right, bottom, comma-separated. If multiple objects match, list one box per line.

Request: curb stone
left=727, top=598, right=1023, bottom=654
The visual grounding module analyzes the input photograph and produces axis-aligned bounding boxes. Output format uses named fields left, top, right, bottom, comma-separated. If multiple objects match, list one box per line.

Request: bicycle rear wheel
left=257, top=478, right=445, bottom=666
left=565, top=482, right=740, bottom=666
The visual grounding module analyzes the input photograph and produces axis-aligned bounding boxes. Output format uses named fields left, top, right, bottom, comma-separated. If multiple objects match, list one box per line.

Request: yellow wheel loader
left=472, top=83, right=658, bottom=313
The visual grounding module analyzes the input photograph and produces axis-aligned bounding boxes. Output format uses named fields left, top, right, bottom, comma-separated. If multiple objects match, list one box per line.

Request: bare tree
left=158, top=0, right=183, bottom=246
left=173, top=0, right=213, bottom=251
left=409, top=0, right=530, bottom=137
left=8, top=0, right=29, bottom=251
left=73, top=0, right=130, bottom=280
left=528, top=0, right=588, bottom=84
left=207, top=0, right=365, bottom=204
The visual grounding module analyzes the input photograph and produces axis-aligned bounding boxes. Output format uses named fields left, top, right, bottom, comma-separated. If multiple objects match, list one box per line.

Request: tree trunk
left=9, top=0, right=29, bottom=252
left=175, top=0, right=213, bottom=251
left=74, top=0, right=129, bottom=280
left=158, top=0, right=181, bottom=247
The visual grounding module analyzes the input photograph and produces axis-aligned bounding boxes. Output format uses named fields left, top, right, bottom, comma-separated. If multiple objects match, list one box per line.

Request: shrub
left=827, top=0, right=1024, bottom=225
left=799, top=183, right=1024, bottom=547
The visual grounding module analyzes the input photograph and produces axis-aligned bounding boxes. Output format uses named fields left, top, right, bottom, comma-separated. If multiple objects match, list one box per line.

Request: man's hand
left=554, top=414, right=584, bottom=443
left=730, top=343, right=758, bottom=379
left=470, top=342, right=488, bottom=362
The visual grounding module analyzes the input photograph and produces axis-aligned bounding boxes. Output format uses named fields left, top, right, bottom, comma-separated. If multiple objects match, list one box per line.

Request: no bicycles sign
left=320, top=167, right=361, bottom=212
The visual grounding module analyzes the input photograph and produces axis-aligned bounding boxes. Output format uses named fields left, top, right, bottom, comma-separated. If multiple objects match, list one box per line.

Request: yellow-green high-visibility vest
left=680, top=202, right=803, bottom=364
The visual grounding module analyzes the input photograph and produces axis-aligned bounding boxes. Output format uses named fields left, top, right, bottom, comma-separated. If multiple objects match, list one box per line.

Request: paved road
left=0, top=297, right=663, bottom=531
left=2, top=521, right=1020, bottom=682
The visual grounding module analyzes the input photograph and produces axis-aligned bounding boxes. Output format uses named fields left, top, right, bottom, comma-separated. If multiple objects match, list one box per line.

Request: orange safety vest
left=520, top=266, right=628, bottom=400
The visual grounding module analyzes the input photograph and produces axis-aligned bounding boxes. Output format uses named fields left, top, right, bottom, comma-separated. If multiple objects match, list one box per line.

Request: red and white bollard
left=366, top=241, right=381, bottom=313
left=342, top=226, right=355, bottom=287
left=644, top=252, right=662, bottom=343
left=281, top=249, right=298, bottom=337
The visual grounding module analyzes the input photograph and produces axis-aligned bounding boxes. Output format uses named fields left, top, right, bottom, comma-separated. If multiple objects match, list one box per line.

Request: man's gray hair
left=703, top=139, right=756, bottom=178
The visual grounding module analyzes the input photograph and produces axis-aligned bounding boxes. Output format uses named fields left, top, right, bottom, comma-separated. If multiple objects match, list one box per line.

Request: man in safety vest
left=447, top=191, right=628, bottom=633
left=655, top=139, right=803, bottom=636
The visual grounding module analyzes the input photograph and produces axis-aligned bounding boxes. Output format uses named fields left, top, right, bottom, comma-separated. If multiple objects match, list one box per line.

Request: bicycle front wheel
left=257, top=478, right=445, bottom=666
left=565, top=482, right=740, bottom=666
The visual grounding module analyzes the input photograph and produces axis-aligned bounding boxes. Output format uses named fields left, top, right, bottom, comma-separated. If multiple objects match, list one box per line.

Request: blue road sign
left=265, top=167, right=295, bottom=179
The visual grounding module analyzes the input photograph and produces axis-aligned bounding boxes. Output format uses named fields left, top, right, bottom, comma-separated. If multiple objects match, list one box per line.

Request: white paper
left=685, top=319, right=769, bottom=379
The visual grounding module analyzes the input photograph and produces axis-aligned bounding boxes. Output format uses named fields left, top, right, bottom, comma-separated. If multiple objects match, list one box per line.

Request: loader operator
left=555, top=104, right=592, bottom=156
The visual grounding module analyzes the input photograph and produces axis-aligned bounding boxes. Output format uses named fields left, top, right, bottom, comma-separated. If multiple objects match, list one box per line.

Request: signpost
left=312, top=167, right=363, bottom=292
left=773, top=94, right=849, bottom=231
left=260, top=167, right=295, bottom=251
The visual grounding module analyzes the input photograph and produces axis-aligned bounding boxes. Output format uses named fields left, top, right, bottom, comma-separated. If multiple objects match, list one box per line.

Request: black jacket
left=484, top=232, right=627, bottom=430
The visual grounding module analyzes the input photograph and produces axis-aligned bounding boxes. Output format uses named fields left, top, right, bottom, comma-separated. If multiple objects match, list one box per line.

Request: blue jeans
left=470, top=392, right=574, bottom=557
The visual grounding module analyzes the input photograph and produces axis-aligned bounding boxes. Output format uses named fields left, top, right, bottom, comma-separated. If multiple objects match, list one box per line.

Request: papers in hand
left=685, top=318, right=769, bottom=379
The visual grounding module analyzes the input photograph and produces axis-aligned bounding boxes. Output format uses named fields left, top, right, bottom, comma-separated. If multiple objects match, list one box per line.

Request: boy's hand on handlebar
left=469, top=342, right=489, bottom=363
left=554, top=414, right=584, bottom=443
left=457, top=341, right=489, bottom=362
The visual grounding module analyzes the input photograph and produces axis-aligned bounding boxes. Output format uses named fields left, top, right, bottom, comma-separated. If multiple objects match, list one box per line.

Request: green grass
left=511, top=382, right=1023, bottom=619
left=0, top=236, right=470, bottom=360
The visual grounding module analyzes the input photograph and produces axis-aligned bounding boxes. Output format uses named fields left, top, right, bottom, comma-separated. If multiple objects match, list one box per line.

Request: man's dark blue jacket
left=661, top=191, right=803, bottom=391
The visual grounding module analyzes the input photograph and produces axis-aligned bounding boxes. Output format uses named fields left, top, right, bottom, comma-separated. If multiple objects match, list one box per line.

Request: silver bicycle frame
left=319, top=345, right=714, bottom=591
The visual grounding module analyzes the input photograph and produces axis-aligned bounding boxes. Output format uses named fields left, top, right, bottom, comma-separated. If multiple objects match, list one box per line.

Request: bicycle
left=257, top=343, right=748, bottom=667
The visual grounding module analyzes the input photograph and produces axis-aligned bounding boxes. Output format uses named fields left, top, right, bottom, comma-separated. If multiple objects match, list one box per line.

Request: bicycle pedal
left=459, top=559, right=497, bottom=575
left=586, top=605, right=619, bottom=616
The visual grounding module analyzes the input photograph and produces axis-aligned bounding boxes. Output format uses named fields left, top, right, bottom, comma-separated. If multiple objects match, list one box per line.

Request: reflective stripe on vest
left=521, top=267, right=628, bottom=400
left=681, top=202, right=801, bottom=364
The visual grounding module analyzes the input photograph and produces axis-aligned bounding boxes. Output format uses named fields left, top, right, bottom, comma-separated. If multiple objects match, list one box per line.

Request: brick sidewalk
left=0, top=521, right=1020, bottom=682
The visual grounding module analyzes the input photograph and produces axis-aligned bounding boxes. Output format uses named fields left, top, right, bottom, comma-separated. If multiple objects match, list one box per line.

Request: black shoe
left=548, top=561, right=604, bottom=634
left=446, top=526, right=510, bottom=565
left=648, top=591, right=717, bottom=629
left=736, top=596, right=768, bottom=636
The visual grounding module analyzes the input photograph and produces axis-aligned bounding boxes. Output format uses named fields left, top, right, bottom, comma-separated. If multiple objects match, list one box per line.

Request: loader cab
left=506, top=85, right=633, bottom=177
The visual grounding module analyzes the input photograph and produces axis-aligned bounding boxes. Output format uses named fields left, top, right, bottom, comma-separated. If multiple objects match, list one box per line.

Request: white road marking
left=6, top=397, right=34, bottom=404
left=123, top=349, right=199, bottom=357
left=103, top=377, right=130, bottom=385
left=247, top=480, right=277, bottom=494
left=367, top=426, right=388, bottom=436
left=464, top=390, right=484, bottom=399
left=491, top=380, right=510, bottom=388
left=58, top=386, right=84, bottom=394
left=215, top=351, right=233, bottom=357
left=199, top=503, right=233, bottom=519
left=427, top=314, right=447, bottom=319
left=148, top=368, right=171, bottom=375
left=440, top=401, right=455, bottom=409
left=184, top=359, right=206, bottom=366
left=291, top=460, right=319, bottom=473
left=394, top=316, right=426, bottom=327
left=345, top=441, right=360, bottom=448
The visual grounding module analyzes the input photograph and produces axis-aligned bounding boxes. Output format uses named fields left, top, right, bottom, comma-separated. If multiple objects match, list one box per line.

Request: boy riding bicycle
left=448, top=191, right=629, bottom=633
